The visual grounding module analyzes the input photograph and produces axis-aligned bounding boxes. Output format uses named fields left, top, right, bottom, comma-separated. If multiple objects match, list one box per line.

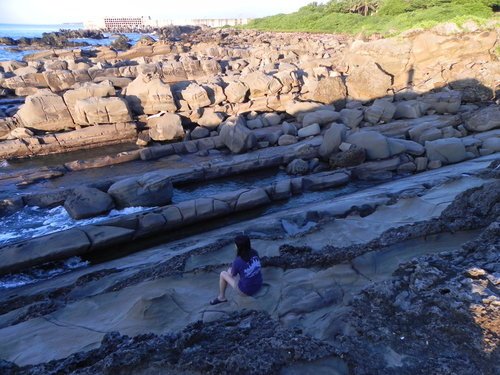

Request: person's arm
left=231, top=258, right=240, bottom=277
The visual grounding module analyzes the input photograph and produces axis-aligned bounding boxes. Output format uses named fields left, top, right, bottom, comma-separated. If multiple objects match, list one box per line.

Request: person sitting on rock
left=210, top=235, right=263, bottom=305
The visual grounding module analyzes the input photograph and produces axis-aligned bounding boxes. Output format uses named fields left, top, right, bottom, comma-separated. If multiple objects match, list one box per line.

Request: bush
left=245, top=0, right=497, bottom=35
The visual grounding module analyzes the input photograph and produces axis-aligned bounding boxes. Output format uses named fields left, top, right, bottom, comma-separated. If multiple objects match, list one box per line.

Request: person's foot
left=210, top=297, right=228, bottom=305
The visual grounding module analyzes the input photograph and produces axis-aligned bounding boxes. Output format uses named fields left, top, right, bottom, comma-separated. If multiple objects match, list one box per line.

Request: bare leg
left=218, top=270, right=237, bottom=301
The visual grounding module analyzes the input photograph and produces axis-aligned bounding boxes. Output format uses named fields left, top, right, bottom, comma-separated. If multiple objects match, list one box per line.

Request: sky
left=0, top=0, right=324, bottom=24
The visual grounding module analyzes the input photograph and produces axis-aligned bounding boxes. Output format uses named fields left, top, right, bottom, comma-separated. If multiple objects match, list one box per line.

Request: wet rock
left=64, top=187, right=115, bottom=220
left=107, top=173, right=173, bottom=208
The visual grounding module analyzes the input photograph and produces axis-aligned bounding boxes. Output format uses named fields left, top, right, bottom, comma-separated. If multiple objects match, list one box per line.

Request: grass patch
left=244, top=0, right=498, bottom=36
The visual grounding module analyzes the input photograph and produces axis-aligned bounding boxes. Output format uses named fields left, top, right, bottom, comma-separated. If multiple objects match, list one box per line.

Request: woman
left=210, top=235, right=263, bottom=305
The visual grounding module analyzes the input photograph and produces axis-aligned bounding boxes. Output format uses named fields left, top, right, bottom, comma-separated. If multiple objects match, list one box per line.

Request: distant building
left=83, top=16, right=250, bottom=31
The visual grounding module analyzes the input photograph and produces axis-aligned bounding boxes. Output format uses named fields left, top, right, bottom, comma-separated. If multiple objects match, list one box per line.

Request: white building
left=84, top=16, right=250, bottom=30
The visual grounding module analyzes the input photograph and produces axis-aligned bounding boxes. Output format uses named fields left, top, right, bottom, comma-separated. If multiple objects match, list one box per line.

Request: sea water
left=0, top=23, right=145, bottom=61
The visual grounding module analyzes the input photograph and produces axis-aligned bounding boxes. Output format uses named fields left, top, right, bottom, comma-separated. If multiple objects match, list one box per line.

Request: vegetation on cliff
left=245, top=0, right=499, bottom=35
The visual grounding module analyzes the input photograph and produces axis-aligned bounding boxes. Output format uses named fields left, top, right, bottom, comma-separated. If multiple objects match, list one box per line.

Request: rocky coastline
left=0, top=24, right=498, bottom=374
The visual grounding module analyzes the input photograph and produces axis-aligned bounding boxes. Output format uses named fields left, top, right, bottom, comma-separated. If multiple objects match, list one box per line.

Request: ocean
left=0, top=23, right=145, bottom=61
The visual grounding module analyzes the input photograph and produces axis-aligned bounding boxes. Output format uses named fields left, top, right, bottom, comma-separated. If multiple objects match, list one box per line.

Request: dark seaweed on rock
left=3, top=311, right=337, bottom=375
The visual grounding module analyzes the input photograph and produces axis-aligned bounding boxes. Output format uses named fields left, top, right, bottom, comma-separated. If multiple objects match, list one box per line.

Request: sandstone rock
left=64, top=187, right=115, bottom=220
left=319, top=123, right=347, bottom=160
left=73, top=97, right=132, bottom=125
left=63, top=80, right=115, bottom=122
left=224, top=81, right=249, bottom=103
left=197, top=109, right=224, bottom=129
left=346, top=131, right=391, bottom=160
left=242, top=71, right=273, bottom=98
left=148, top=113, right=184, bottom=141
left=346, top=62, right=392, bottom=102
left=181, top=83, right=211, bottom=109
left=364, top=99, right=396, bottom=124
left=278, top=134, right=298, bottom=146
left=302, top=110, right=340, bottom=127
left=298, top=123, right=321, bottom=138
left=286, top=159, right=309, bottom=175
left=7, top=127, right=33, bottom=139
left=329, top=147, right=366, bottom=168
left=124, top=75, right=177, bottom=115
left=463, top=106, right=500, bottom=132
left=15, top=89, right=75, bottom=131
left=219, top=116, right=257, bottom=153
left=340, top=108, right=363, bottom=129
left=108, top=173, right=174, bottom=208
left=425, top=138, right=466, bottom=164
left=43, top=69, right=91, bottom=92
left=306, top=76, right=347, bottom=108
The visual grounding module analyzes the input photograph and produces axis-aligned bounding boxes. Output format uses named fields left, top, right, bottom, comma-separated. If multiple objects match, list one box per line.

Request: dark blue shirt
left=231, top=250, right=263, bottom=296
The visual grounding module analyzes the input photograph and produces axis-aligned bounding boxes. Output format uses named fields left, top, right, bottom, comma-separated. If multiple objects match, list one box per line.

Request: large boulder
left=181, top=83, right=211, bottom=109
left=425, top=138, right=467, bottom=164
left=42, top=69, right=91, bottom=92
left=73, top=97, right=132, bottom=125
left=219, top=116, right=257, bottom=154
left=63, top=81, right=115, bottom=122
left=242, top=71, right=273, bottom=98
left=346, top=62, right=393, bottom=102
left=124, top=75, right=177, bottom=115
left=305, top=76, right=347, bottom=109
left=148, top=113, right=184, bottom=141
left=463, top=106, right=500, bottom=132
left=346, top=131, right=391, bottom=160
left=302, top=110, right=340, bottom=127
left=364, top=99, right=396, bottom=124
left=329, top=146, right=366, bottom=168
left=15, top=89, right=75, bottom=131
left=339, top=108, right=363, bottom=129
left=108, top=173, right=174, bottom=208
left=64, top=187, right=115, bottom=220
left=224, top=81, right=249, bottom=103
left=319, top=123, right=348, bottom=160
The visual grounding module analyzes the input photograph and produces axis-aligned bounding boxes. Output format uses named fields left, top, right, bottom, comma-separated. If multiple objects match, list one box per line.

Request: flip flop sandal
left=210, top=297, right=228, bottom=305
